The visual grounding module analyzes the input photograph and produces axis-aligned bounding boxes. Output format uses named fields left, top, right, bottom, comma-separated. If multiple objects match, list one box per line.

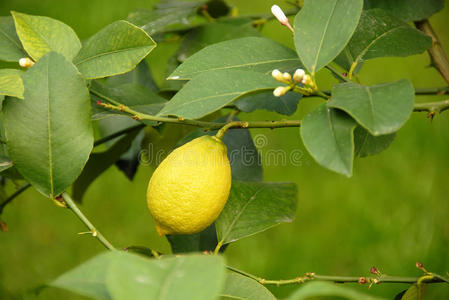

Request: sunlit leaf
left=216, top=181, right=297, bottom=244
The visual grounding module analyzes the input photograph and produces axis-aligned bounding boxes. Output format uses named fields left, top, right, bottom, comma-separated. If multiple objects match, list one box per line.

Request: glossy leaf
left=72, top=126, right=141, bottom=202
left=364, top=0, right=444, bottom=22
left=234, top=91, right=301, bottom=116
left=354, top=126, right=395, bottom=157
left=0, top=16, right=27, bottom=62
left=328, top=80, right=414, bottom=135
left=288, top=281, right=388, bottom=300
left=0, top=69, right=24, bottom=99
left=301, top=104, right=356, bottom=177
left=169, top=37, right=301, bottom=80
left=177, top=20, right=260, bottom=62
left=74, top=20, right=156, bottom=79
left=3, top=52, right=93, bottom=198
left=107, top=253, right=225, bottom=300
left=294, top=0, right=363, bottom=74
left=162, top=19, right=260, bottom=92
left=176, top=115, right=263, bottom=182
left=127, top=1, right=206, bottom=35
left=12, top=11, right=81, bottom=61
left=159, top=70, right=279, bottom=119
left=334, top=9, right=432, bottom=71
left=221, top=272, right=276, bottom=300
left=216, top=181, right=297, bottom=244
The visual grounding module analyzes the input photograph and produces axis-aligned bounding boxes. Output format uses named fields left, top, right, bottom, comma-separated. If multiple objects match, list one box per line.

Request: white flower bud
left=271, top=5, right=288, bottom=25
left=282, top=72, right=291, bottom=82
left=19, top=57, right=35, bottom=68
left=272, top=69, right=282, bottom=79
left=293, top=69, right=305, bottom=83
left=273, top=86, right=287, bottom=97
left=272, top=69, right=285, bottom=82
left=302, top=74, right=312, bottom=85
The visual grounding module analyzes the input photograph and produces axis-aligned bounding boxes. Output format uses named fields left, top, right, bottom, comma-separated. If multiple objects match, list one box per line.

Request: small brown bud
left=0, top=220, right=8, bottom=232
left=358, top=277, right=367, bottom=284
left=370, top=266, right=379, bottom=275
left=416, top=262, right=424, bottom=269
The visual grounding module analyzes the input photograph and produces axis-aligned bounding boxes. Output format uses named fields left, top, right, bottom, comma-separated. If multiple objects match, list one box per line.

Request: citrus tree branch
left=0, top=183, right=31, bottom=215
left=226, top=266, right=448, bottom=286
left=90, top=89, right=302, bottom=130
left=415, top=19, right=449, bottom=85
left=413, top=99, right=449, bottom=114
left=61, top=193, right=115, bottom=250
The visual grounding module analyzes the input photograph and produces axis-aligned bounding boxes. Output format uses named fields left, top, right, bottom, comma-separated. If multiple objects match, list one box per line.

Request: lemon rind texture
left=147, top=136, right=232, bottom=235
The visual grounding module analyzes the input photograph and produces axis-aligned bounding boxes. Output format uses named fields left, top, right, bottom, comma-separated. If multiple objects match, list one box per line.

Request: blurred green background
left=1, top=0, right=448, bottom=299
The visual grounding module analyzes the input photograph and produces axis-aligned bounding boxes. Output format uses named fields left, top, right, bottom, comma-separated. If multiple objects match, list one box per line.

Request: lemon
left=147, top=135, right=232, bottom=235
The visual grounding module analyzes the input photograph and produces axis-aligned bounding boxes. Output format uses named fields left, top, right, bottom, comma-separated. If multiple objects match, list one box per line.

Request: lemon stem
left=215, top=121, right=248, bottom=140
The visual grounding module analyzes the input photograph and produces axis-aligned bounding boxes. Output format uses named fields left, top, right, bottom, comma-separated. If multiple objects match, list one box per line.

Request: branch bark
left=415, top=19, right=449, bottom=85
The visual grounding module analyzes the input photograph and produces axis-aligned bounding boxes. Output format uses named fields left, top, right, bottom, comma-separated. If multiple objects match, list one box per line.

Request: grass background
left=0, top=0, right=448, bottom=299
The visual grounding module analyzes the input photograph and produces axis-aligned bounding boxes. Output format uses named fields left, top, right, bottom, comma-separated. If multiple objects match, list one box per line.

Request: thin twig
left=94, top=124, right=145, bottom=147
left=91, top=89, right=302, bottom=131
left=226, top=266, right=448, bottom=286
left=62, top=193, right=115, bottom=250
left=0, top=183, right=31, bottom=215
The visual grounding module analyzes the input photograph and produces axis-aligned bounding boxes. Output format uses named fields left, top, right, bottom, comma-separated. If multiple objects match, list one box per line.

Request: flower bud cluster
left=272, top=68, right=313, bottom=97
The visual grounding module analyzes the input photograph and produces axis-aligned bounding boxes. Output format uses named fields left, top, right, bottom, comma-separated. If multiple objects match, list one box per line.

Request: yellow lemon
left=147, top=135, right=232, bottom=235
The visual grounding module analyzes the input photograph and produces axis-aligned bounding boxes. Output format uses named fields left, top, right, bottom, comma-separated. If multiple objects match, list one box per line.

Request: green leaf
left=90, top=81, right=166, bottom=123
left=159, top=70, right=278, bottom=119
left=287, top=281, right=388, bottom=300
left=74, top=20, right=156, bottom=79
left=12, top=11, right=81, bottom=61
left=167, top=224, right=219, bottom=253
left=294, top=0, right=363, bottom=74
left=51, top=250, right=113, bottom=300
left=0, top=16, right=27, bottom=62
left=0, top=69, right=24, bottom=99
left=105, top=60, right=158, bottom=92
left=334, top=9, right=432, bottom=72
left=72, top=125, right=141, bottom=202
left=177, top=20, right=261, bottom=62
left=177, top=115, right=263, bottom=182
left=127, top=1, right=206, bottom=35
left=221, top=272, right=276, bottom=300
left=107, top=253, right=225, bottom=300
left=300, top=103, right=356, bottom=177
left=400, top=284, right=419, bottom=300
left=51, top=251, right=226, bottom=300
left=234, top=91, right=301, bottom=116
left=354, top=126, right=395, bottom=157
left=363, top=0, right=444, bottom=22
left=216, top=181, right=297, bottom=244
left=3, top=52, right=93, bottom=198
left=169, top=37, right=301, bottom=80
left=328, top=79, right=414, bottom=135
